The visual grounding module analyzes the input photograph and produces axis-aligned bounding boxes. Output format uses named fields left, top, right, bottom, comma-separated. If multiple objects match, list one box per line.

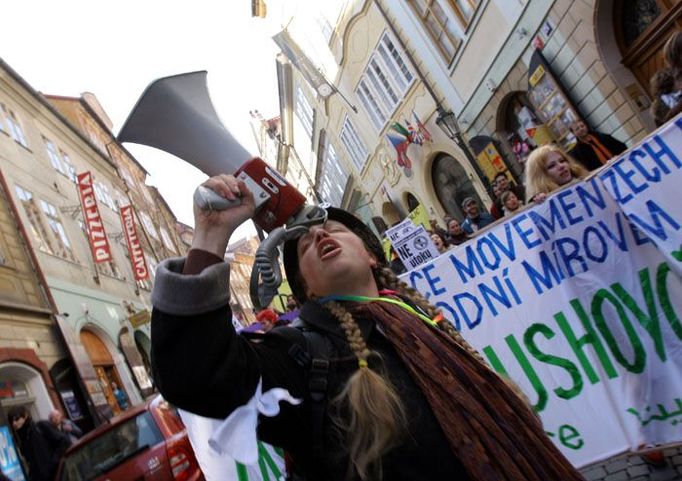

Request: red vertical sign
left=76, top=172, right=112, bottom=263
left=119, top=205, right=149, bottom=281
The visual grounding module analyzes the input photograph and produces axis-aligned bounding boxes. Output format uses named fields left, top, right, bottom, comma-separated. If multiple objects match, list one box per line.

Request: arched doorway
left=371, top=216, right=389, bottom=236
left=80, top=330, right=128, bottom=416
left=495, top=91, right=544, bottom=176
left=405, top=193, right=420, bottom=212
left=120, top=329, right=153, bottom=398
left=0, top=362, right=54, bottom=421
left=381, top=202, right=401, bottom=227
left=133, top=331, right=152, bottom=375
left=431, top=153, right=484, bottom=220
left=49, top=358, right=94, bottom=433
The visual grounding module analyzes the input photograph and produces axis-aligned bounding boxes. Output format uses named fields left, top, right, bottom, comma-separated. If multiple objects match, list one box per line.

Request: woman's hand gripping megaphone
left=191, top=175, right=256, bottom=257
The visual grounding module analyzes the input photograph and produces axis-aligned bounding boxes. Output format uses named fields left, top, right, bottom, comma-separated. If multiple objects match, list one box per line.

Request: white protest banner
left=598, top=116, right=682, bottom=275
left=386, top=218, right=440, bottom=270
left=179, top=410, right=286, bottom=481
left=402, top=117, right=682, bottom=468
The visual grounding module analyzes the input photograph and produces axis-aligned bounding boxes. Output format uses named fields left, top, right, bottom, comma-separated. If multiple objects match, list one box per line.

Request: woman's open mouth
left=318, top=240, right=341, bottom=260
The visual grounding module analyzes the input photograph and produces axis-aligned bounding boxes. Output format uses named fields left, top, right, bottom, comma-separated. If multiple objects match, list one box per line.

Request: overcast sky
left=3, top=0, right=282, bottom=240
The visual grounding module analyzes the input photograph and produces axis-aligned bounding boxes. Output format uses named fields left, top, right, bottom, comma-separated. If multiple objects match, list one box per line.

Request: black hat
left=283, top=207, right=387, bottom=303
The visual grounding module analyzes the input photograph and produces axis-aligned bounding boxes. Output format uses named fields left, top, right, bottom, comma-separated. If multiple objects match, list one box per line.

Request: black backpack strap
left=287, top=318, right=335, bottom=467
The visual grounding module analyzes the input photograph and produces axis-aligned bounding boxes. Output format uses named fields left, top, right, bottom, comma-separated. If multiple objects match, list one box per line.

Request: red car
left=56, top=396, right=205, bottom=481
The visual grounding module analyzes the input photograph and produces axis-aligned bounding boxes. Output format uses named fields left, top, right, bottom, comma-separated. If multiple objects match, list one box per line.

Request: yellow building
left=264, top=0, right=668, bottom=229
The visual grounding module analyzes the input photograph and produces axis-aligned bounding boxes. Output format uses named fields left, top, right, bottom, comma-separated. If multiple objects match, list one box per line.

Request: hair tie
left=432, top=313, right=444, bottom=324
left=358, top=359, right=368, bottom=369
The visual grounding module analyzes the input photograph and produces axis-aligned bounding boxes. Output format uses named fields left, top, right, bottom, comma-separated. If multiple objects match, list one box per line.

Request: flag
left=386, top=133, right=412, bottom=170
left=405, top=119, right=423, bottom=145
left=412, top=111, right=432, bottom=142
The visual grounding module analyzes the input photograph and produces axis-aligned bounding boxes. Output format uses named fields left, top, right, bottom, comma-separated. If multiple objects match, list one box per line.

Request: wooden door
left=616, top=0, right=682, bottom=96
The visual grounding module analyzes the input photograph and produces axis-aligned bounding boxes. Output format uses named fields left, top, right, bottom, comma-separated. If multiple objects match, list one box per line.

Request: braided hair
left=325, top=301, right=406, bottom=481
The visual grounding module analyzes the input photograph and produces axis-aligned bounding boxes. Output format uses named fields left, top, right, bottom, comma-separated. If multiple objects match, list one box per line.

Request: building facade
left=266, top=0, right=677, bottom=233
left=0, top=58, right=187, bottom=433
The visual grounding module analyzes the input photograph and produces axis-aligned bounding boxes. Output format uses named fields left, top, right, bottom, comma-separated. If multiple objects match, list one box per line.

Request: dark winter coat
left=151, top=258, right=468, bottom=481
left=568, top=132, right=627, bottom=171
left=16, top=420, right=71, bottom=481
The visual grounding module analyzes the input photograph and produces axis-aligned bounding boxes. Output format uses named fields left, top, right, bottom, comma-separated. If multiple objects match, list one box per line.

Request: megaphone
left=117, top=70, right=308, bottom=233
left=118, top=71, right=327, bottom=309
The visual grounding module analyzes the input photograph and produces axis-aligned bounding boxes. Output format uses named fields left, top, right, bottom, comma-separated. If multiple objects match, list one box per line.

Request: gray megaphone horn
left=117, top=71, right=255, bottom=210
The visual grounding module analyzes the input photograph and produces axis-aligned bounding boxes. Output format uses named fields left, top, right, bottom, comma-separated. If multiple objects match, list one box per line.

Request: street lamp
left=435, top=106, right=488, bottom=188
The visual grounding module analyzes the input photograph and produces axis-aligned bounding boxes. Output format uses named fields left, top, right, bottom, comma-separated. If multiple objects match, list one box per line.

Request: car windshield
left=60, top=411, right=163, bottom=481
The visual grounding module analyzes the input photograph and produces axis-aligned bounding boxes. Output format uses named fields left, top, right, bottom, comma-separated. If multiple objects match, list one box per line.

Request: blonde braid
left=375, top=267, right=488, bottom=365
left=325, top=301, right=406, bottom=481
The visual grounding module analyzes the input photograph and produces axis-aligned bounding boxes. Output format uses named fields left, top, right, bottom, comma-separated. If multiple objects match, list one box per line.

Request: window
left=340, top=117, right=369, bottom=172
left=15, top=185, right=53, bottom=254
left=137, top=251, right=158, bottom=291
left=61, top=151, right=77, bottom=182
left=94, top=181, right=116, bottom=211
left=2, top=104, right=28, bottom=147
left=40, top=199, right=75, bottom=260
left=319, top=142, right=349, bottom=207
left=355, top=32, right=415, bottom=130
left=119, top=167, right=136, bottom=190
left=159, top=227, right=177, bottom=253
left=59, top=411, right=163, bottom=481
left=44, top=137, right=65, bottom=173
left=99, top=259, right=122, bottom=279
left=43, top=137, right=76, bottom=181
left=295, top=86, right=315, bottom=138
left=139, top=212, right=159, bottom=240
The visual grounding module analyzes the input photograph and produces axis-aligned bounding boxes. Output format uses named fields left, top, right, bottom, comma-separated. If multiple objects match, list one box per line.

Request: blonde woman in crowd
left=525, top=144, right=589, bottom=203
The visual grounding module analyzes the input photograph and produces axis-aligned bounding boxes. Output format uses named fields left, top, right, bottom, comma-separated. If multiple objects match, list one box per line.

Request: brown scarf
left=351, top=301, right=585, bottom=481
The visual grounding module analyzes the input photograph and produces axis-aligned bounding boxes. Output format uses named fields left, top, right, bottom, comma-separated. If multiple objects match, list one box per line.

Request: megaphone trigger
left=193, top=185, right=241, bottom=211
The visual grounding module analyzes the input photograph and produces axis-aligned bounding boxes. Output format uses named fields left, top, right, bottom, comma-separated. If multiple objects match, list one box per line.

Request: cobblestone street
left=580, top=446, right=682, bottom=481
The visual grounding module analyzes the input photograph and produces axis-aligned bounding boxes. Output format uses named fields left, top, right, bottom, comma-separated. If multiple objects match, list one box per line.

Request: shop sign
left=386, top=218, right=440, bottom=270
left=529, top=64, right=545, bottom=87
left=120, top=205, right=149, bottom=280
left=0, top=426, right=25, bottom=481
left=132, top=366, right=153, bottom=390
left=129, top=309, right=151, bottom=328
left=76, top=172, right=112, bottom=263
left=60, top=390, right=84, bottom=421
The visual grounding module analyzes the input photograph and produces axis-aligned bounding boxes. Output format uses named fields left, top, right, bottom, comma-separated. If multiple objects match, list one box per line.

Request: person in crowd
left=286, top=294, right=299, bottom=312
left=279, top=294, right=301, bottom=323
left=48, top=409, right=82, bottom=444
left=494, top=172, right=525, bottom=202
left=251, top=307, right=281, bottom=332
left=445, top=218, right=469, bottom=246
left=428, top=219, right=448, bottom=241
left=151, top=174, right=585, bottom=481
left=567, top=119, right=627, bottom=171
left=660, top=31, right=682, bottom=122
left=489, top=182, right=504, bottom=220
left=500, top=190, right=524, bottom=217
left=429, top=231, right=449, bottom=254
left=649, top=69, right=679, bottom=126
left=8, top=406, right=71, bottom=481
left=525, top=144, right=589, bottom=203
left=460, top=197, right=495, bottom=235
left=111, top=382, right=129, bottom=411
left=388, top=244, right=407, bottom=275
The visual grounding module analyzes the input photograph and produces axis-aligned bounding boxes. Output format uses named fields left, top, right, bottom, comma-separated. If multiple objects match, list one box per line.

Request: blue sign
left=0, top=426, right=25, bottom=481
